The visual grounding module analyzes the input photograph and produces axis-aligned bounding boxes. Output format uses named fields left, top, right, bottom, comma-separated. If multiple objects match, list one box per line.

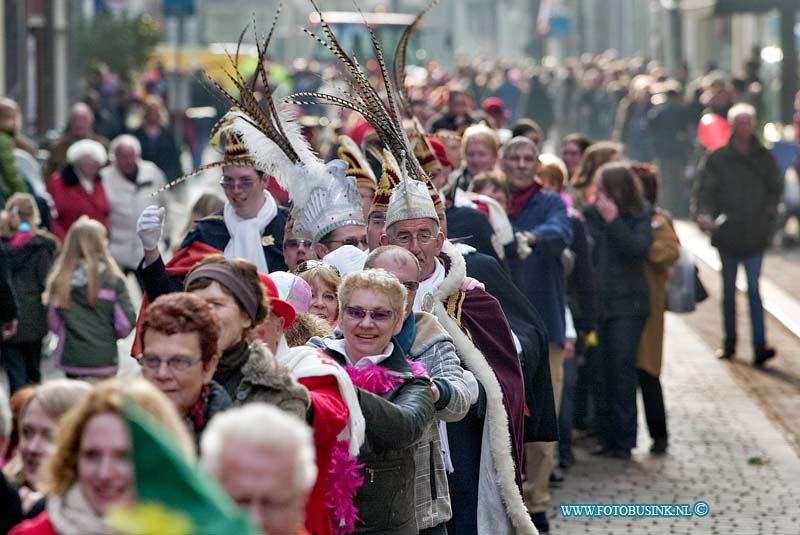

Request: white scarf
left=413, top=259, right=446, bottom=312
left=275, top=336, right=365, bottom=456
left=48, top=484, right=121, bottom=535
left=223, top=191, right=277, bottom=273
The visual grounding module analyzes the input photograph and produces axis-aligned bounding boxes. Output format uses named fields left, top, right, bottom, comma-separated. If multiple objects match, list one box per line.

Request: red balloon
left=698, top=113, right=730, bottom=151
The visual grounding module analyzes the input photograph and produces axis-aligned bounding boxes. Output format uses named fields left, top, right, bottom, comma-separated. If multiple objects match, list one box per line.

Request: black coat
left=463, top=251, right=558, bottom=443
left=4, top=232, right=57, bottom=344
left=0, top=245, right=16, bottom=324
left=132, top=126, right=183, bottom=182
left=583, top=206, right=652, bottom=321
left=324, top=341, right=434, bottom=535
left=693, top=139, right=783, bottom=256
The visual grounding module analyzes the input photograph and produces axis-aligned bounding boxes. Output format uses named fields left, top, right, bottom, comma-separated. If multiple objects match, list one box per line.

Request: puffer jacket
left=4, top=231, right=57, bottom=344
left=323, top=341, right=434, bottom=535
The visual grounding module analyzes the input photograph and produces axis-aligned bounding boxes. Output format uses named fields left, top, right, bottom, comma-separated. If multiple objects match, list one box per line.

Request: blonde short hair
left=43, top=379, right=194, bottom=496
left=338, top=268, right=407, bottom=321
left=461, top=124, right=500, bottom=156
left=538, top=154, right=569, bottom=190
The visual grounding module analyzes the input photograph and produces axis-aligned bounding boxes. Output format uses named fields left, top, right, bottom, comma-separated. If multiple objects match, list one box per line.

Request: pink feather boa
left=326, top=358, right=428, bottom=535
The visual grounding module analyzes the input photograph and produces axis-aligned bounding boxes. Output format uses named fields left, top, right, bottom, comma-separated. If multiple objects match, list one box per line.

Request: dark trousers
left=595, top=316, right=647, bottom=452
left=573, top=344, right=597, bottom=432
left=719, top=250, right=765, bottom=349
left=445, top=410, right=483, bottom=535
left=637, top=369, right=668, bottom=441
left=558, top=341, right=580, bottom=465
left=2, top=340, right=43, bottom=394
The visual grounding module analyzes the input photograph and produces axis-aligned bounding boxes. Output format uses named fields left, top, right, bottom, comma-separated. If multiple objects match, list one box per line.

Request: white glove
left=137, top=205, right=165, bottom=252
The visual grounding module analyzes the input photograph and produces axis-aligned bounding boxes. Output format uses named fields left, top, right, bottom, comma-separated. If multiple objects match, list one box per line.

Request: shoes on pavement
left=611, top=449, right=631, bottom=460
left=650, top=438, right=668, bottom=454
left=549, top=466, right=564, bottom=486
left=753, top=345, right=776, bottom=367
left=590, top=444, right=611, bottom=456
left=530, top=512, right=550, bottom=533
left=715, top=346, right=735, bottom=360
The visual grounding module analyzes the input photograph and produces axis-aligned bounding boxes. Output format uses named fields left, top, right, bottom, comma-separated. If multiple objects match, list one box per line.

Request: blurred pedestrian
left=43, top=216, right=135, bottom=379
left=131, top=95, right=183, bottom=183
left=429, top=89, right=478, bottom=134
left=453, top=124, right=500, bottom=191
left=47, top=140, right=109, bottom=241
left=693, top=103, right=782, bottom=366
left=633, top=163, right=679, bottom=454
left=583, top=162, right=651, bottom=459
left=0, top=194, right=57, bottom=393
left=0, top=98, right=28, bottom=204
left=43, top=103, right=109, bottom=182
left=569, top=141, right=622, bottom=211
left=101, top=134, right=167, bottom=284
left=560, top=133, right=592, bottom=181
left=649, top=80, right=692, bottom=216
left=201, top=403, right=317, bottom=535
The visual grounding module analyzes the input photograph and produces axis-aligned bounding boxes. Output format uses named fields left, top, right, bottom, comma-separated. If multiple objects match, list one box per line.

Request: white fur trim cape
left=430, top=241, right=537, bottom=534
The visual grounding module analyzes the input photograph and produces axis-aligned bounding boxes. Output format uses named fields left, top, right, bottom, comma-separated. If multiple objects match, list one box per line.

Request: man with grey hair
left=44, top=102, right=110, bottom=180
left=364, top=245, right=472, bottom=534
left=201, top=402, right=317, bottom=535
left=101, top=134, right=168, bottom=280
left=693, top=102, right=782, bottom=366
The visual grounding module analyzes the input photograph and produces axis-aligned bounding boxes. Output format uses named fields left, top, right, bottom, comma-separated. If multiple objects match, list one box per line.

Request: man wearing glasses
left=381, top=177, right=533, bottom=535
left=138, top=292, right=231, bottom=446
left=135, top=131, right=289, bottom=307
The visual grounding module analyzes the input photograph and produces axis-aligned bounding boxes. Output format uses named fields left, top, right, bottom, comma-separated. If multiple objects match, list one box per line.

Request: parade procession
left=2, top=0, right=800, bottom=534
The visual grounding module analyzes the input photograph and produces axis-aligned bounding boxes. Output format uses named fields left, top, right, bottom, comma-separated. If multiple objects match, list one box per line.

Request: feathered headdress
left=157, top=6, right=340, bottom=210
left=338, top=135, right=377, bottom=193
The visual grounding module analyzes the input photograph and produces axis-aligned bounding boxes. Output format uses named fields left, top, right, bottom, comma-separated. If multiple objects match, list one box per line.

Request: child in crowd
left=42, top=216, right=135, bottom=378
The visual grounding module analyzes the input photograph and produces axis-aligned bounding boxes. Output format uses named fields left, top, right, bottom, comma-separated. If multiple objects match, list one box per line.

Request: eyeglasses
left=139, top=354, right=201, bottom=372
left=402, top=281, right=420, bottom=292
left=389, top=232, right=437, bottom=246
left=285, top=238, right=313, bottom=250
left=295, top=260, right=341, bottom=277
left=323, top=236, right=369, bottom=248
left=344, top=306, right=394, bottom=322
left=219, top=178, right=257, bottom=192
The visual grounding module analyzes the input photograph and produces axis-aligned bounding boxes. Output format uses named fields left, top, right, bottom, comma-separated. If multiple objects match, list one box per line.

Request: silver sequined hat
left=385, top=165, right=438, bottom=229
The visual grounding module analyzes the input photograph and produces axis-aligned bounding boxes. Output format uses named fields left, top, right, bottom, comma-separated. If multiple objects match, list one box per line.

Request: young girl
left=0, top=193, right=58, bottom=393
left=42, top=215, right=136, bottom=378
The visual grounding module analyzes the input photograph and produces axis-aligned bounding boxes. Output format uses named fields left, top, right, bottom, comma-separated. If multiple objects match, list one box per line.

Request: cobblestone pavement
left=547, top=314, right=800, bottom=534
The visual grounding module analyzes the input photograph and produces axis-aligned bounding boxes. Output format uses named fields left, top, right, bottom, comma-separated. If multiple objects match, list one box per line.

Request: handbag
left=666, top=246, right=698, bottom=313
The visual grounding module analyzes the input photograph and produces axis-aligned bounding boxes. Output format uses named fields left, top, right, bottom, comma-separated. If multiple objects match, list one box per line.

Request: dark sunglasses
left=285, top=238, right=313, bottom=249
left=295, top=260, right=341, bottom=277
left=344, top=306, right=394, bottom=322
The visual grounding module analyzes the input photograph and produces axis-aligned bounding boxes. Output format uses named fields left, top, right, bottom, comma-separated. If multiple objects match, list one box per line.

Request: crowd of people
left=0, top=7, right=790, bottom=535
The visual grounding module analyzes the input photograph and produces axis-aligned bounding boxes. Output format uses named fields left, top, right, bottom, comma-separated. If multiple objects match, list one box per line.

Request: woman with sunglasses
left=310, top=269, right=434, bottom=534
left=295, top=260, right=341, bottom=327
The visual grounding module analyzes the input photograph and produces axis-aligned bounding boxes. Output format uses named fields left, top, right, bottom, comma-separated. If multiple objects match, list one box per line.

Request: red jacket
left=47, top=165, right=110, bottom=241
left=9, top=511, right=57, bottom=535
left=297, top=375, right=349, bottom=535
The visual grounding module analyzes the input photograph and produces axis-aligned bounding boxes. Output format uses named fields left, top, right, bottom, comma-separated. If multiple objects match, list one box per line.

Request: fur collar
left=241, top=341, right=294, bottom=388
left=435, top=240, right=467, bottom=301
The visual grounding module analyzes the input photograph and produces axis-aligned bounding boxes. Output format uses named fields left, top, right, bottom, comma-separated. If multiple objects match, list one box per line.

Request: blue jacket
left=509, top=189, right=573, bottom=344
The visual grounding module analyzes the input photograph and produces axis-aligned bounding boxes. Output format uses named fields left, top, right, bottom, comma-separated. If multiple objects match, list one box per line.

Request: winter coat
left=694, top=138, right=783, bottom=256
left=509, top=188, right=573, bottom=344
left=232, top=341, right=311, bottom=421
left=407, top=311, right=471, bottom=530
left=100, top=160, right=166, bottom=269
left=637, top=210, right=680, bottom=377
left=323, top=341, right=435, bottom=535
left=47, top=165, right=109, bottom=241
left=583, top=205, right=652, bottom=321
left=48, top=263, right=135, bottom=376
left=3, top=232, right=57, bottom=344
left=8, top=511, right=57, bottom=535
left=44, top=133, right=109, bottom=182
left=131, top=126, right=183, bottom=182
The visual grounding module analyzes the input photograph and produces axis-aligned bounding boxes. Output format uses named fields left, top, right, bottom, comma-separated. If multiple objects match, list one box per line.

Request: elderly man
left=139, top=292, right=230, bottom=445
left=101, top=134, right=167, bottom=281
left=44, top=102, right=109, bottom=181
left=201, top=403, right=317, bottom=535
left=504, top=135, right=572, bottom=533
left=693, top=103, right=782, bottom=366
left=381, top=177, right=535, bottom=535
left=365, top=245, right=471, bottom=534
